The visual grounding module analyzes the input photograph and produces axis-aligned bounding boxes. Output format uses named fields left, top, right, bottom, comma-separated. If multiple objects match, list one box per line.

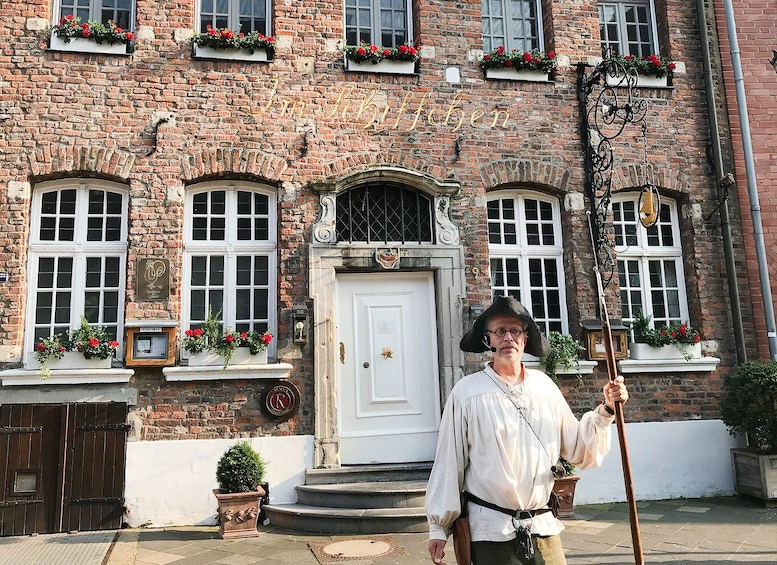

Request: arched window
left=487, top=191, right=567, bottom=335
left=26, top=179, right=128, bottom=361
left=613, top=193, right=689, bottom=334
left=336, top=183, right=434, bottom=244
left=183, top=181, right=277, bottom=356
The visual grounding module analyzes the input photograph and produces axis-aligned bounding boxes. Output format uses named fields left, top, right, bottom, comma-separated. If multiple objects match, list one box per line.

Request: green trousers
left=471, top=535, right=567, bottom=565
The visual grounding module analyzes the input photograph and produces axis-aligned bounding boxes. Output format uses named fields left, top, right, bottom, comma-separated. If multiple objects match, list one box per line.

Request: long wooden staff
left=588, top=213, right=645, bottom=565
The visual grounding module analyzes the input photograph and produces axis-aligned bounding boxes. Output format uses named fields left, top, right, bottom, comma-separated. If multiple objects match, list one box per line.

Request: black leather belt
left=464, top=492, right=553, bottom=520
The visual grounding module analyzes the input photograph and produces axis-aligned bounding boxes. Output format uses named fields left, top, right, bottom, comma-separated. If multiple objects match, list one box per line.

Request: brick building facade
left=0, top=0, right=752, bottom=530
left=713, top=0, right=777, bottom=361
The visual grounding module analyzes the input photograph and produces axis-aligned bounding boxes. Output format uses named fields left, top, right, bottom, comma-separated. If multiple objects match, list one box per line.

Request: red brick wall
left=713, top=0, right=777, bottom=361
left=0, top=0, right=749, bottom=434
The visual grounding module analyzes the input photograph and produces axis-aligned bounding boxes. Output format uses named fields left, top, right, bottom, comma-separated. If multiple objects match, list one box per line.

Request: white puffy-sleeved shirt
left=426, top=363, right=614, bottom=542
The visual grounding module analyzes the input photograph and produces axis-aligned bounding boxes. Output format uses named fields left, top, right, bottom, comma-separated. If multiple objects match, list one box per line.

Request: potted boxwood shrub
left=720, top=360, right=777, bottom=505
left=214, top=441, right=268, bottom=538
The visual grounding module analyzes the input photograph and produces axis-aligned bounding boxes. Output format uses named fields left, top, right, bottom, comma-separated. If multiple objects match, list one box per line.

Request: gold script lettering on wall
left=246, top=76, right=512, bottom=133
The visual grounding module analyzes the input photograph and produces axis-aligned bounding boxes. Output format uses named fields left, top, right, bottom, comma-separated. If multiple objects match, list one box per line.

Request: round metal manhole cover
left=321, top=539, right=392, bottom=559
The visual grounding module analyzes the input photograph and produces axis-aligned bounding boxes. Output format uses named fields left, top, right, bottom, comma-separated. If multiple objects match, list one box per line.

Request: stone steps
left=263, top=463, right=431, bottom=534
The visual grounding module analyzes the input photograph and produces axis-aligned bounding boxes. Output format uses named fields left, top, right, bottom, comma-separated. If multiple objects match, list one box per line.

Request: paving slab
left=2, top=496, right=776, bottom=564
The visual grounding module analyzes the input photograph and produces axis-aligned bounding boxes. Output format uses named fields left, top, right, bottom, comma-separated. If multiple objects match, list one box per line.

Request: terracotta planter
left=213, top=487, right=266, bottom=539
left=552, top=475, right=581, bottom=518
left=731, top=448, right=777, bottom=506
left=484, top=68, right=550, bottom=82
left=188, top=348, right=267, bottom=367
left=629, top=342, right=701, bottom=360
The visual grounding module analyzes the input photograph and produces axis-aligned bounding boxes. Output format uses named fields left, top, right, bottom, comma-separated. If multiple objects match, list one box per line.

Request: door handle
left=339, top=342, right=345, bottom=364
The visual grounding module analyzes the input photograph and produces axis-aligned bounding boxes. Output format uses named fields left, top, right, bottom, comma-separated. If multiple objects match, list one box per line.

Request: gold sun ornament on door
left=381, top=347, right=393, bottom=360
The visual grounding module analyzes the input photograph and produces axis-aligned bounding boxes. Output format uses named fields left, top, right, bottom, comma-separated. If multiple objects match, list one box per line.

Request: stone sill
left=0, top=368, right=134, bottom=386
left=618, top=357, right=720, bottom=374
left=163, top=362, right=293, bottom=381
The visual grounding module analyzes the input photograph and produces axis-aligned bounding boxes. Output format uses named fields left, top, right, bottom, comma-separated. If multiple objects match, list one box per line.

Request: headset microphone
left=481, top=335, right=497, bottom=353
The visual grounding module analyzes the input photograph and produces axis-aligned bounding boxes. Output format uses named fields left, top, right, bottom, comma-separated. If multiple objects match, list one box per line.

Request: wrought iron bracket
left=577, top=59, right=648, bottom=286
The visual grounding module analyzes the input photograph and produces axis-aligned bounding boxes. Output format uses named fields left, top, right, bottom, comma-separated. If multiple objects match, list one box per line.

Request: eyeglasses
left=486, top=327, right=528, bottom=338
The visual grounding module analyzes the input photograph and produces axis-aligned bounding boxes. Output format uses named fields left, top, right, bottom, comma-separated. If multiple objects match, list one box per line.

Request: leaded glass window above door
left=336, top=183, right=434, bottom=244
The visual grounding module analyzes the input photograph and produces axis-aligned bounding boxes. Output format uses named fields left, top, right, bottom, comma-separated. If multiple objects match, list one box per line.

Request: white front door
left=336, top=272, right=441, bottom=464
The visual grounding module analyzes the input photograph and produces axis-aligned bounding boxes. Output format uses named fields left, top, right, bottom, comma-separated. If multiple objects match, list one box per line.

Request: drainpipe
left=696, top=0, right=746, bottom=363
left=721, top=0, right=777, bottom=359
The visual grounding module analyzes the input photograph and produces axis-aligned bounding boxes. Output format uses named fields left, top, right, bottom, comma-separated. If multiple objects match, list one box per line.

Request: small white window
left=26, top=180, right=128, bottom=362
left=198, top=0, right=271, bottom=34
left=487, top=191, right=567, bottom=335
left=598, top=0, right=659, bottom=57
left=56, top=0, right=134, bottom=31
left=482, top=0, right=544, bottom=54
left=182, top=182, right=277, bottom=357
left=345, top=0, right=412, bottom=47
left=613, top=194, right=689, bottom=335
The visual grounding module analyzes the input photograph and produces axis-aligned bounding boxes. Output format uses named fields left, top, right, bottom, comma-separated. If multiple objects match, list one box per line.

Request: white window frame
left=344, top=0, right=413, bottom=48
left=613, top=193, right=689, bottom=338
left=598, top=0, right=659, bottom=58
left=53, top=0, right=135, bottom=32
left=25, top=179, right=128, bottom=365
left=196, top=0, right=272, bottom=35
left=182, top=181, right=278, bottom=359
left=487, top=190, right=568, bottom=337
left=482, top=0, right=545, bottom=54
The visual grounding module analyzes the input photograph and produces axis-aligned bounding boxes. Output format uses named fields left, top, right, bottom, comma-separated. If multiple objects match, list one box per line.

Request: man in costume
left=426, top=296, right=629, bottom=565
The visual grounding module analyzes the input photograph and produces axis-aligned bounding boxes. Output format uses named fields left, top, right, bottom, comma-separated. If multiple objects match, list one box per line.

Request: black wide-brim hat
left=460, top=295, right=551, bottom=357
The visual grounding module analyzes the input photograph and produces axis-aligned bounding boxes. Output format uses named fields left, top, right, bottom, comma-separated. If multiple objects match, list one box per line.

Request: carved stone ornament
left=313, top=193, right=337, bottom=243
left=375, top=248, right=400, bottom=269
left=435, top=195, right=459, bottom=245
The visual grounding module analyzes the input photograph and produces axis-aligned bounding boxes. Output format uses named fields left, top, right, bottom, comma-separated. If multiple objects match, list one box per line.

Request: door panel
left=0, top=403, right=127, bottom=536
left=337, top=272, right=440, bottom=464
left=62, top=403, right=128, bottom=532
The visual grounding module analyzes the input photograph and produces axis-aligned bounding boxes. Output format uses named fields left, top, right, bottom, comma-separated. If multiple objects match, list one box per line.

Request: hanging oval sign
left=262, top=380, right=301, bottom=421
left=638, top=183, right=661, bottom=229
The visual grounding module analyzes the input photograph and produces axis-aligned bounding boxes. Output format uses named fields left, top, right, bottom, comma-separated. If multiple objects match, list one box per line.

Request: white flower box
left=344, top=58, right=416, bottom=75
left=484, top=68, right=550, bottom=82
left=605, top=73, right=668, bottom=88
left=192, top=44, right=271, bottom=62
left=187, top=348, right=267, bottom=367
left=628, top=342, right=701, bottom=360
left=31, top=351, right=112, bottom=371
left=49, top=35, right=130, bottom=56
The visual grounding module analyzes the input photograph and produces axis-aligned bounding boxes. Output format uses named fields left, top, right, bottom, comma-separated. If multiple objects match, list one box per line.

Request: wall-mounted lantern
left=293, top=307, right=308, bottom=344
left=581, top=319, right=629, bottom=361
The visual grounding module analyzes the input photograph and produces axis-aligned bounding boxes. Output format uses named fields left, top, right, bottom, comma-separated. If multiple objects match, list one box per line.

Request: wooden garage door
left=0, top=403, right=128, bottom=536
